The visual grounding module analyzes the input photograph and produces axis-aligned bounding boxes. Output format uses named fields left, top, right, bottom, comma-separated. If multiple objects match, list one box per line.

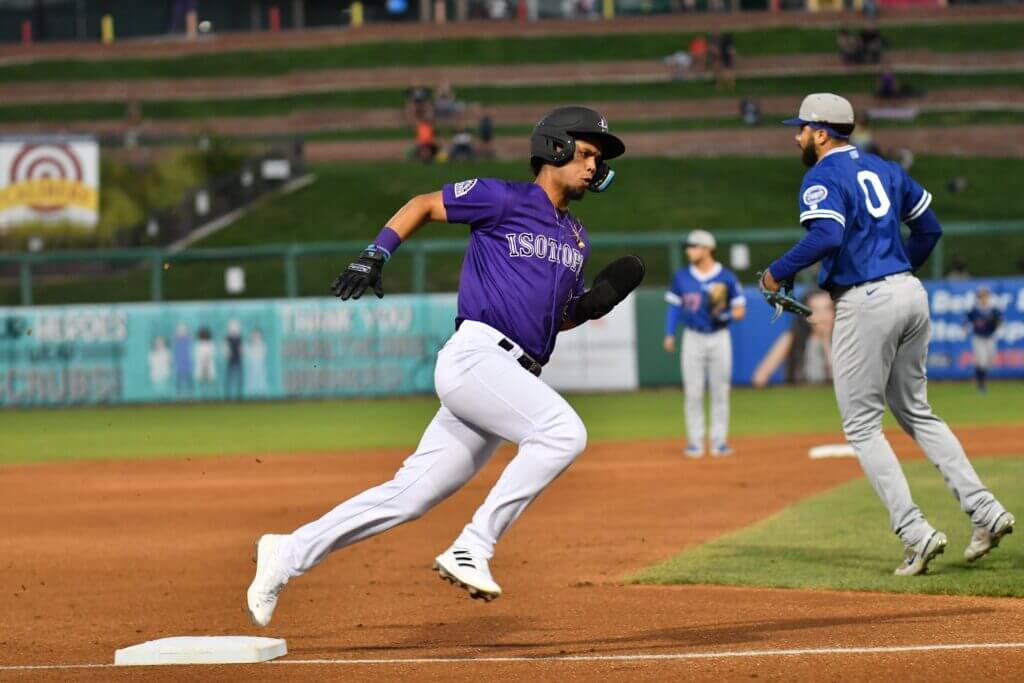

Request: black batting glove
left=330, top=247, right=388, bottom=300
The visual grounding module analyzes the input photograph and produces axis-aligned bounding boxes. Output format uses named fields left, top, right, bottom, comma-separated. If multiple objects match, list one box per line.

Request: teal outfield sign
left=0, top=295, right=457, bottom=407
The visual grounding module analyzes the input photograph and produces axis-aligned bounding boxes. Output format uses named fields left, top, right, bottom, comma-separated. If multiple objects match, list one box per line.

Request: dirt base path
left=1, top=425, right=1022, bottom=680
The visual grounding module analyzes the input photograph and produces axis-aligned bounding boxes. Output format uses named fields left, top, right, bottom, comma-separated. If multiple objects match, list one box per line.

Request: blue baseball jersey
left=797, top=145, right=932, bottom=289
left=442, top=178, right=588, bottom=365
left=967, top=306, right=1001, bottom=338
left=664, top=264, right=744, bottom=334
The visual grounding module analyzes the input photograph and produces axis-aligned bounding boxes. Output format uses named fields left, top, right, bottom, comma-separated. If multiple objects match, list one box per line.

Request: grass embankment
left=3, top=22, right=1021, bottom=82
left=2, top=72, right=1024, bottom=123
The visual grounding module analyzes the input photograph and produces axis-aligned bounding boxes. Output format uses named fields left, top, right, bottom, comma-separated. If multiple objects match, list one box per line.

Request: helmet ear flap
left=531, top=125, right=575, bottom=166
left=589, top=161, right=615, bottom=192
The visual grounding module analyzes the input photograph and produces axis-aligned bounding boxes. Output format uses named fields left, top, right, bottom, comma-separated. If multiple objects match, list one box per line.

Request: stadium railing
left=2, top=221, right=1023, bottom=306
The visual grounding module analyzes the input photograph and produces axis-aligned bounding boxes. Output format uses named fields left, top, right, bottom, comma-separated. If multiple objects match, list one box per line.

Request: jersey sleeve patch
left=802, top=184, right=829, bottom=207
left=453, top=179, right=478, bottom=198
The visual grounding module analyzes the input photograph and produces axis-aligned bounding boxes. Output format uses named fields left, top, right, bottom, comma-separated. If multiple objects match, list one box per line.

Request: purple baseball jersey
left=442, top=178, right=589, bottom=365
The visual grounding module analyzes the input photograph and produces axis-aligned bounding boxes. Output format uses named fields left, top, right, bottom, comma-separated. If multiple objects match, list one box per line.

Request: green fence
left=2, top=221, right=1024, bottom=307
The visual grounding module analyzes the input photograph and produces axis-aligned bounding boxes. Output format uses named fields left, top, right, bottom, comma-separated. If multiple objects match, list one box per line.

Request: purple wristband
left=371, top=227, right=403, bottom=261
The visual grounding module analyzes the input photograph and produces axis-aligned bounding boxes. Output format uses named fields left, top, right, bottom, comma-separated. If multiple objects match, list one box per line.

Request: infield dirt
left=2, top=425, right=1023, bottom=681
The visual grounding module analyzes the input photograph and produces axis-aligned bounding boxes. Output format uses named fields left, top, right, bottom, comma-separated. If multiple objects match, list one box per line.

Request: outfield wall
left=1, top=277, right=1021, bottom=407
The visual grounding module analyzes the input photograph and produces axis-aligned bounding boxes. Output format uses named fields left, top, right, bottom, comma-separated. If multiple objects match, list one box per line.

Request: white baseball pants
left=681, top=327, right=732, bottom=447
left=279, top=320, right=587, bottom=576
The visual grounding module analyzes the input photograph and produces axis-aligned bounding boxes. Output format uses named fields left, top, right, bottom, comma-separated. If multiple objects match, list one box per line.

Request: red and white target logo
left=9, top=143, right=84, bottom=213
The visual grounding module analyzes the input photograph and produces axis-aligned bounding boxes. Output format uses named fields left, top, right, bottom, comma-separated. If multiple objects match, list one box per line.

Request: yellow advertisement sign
left=0, top=178, right=98, bottom=213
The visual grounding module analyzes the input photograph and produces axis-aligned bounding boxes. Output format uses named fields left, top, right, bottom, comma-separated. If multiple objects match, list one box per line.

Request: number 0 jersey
left=798, top=144, right=932, bottom=289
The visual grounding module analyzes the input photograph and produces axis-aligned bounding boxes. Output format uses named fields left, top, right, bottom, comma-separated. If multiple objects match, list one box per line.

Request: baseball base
left=114, top=636, right=287, bottom=666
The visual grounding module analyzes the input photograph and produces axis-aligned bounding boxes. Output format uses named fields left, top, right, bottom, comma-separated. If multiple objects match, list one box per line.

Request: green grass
left=3, top=72, right=1023, bottom=124
left=300, top=110, right=1024, bottom=142
left=1, top=382, right=1020, bottom=464
left=632, top=457, right=1024, bottom=598
left=3, top=155, right=1023, bottom=306
left=3, top=22, right=1021, bottom=83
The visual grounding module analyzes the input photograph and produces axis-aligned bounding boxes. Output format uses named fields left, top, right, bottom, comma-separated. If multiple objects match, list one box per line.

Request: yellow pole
left=603, top=0, right=614, bottom=19
left=101, top=14, right=114, bottom=44
left=351, top=1, right=363, bottom=27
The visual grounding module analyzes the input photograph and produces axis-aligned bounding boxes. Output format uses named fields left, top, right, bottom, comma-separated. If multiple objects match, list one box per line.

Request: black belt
left=828, top=271, right=908, bottom=301
left=498, top=338, right=543, bottom=377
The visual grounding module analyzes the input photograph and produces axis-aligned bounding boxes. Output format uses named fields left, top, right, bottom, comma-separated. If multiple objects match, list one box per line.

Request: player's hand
left=331, top=248, right=387, bottom=300
left=760, top=268, right=781, bottom=293
left=663, top=335, right=676, bottom=353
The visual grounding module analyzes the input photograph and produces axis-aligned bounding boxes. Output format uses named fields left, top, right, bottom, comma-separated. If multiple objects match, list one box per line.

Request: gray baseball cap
left=685, top=229, right=716, bottom=249
left=783, top=93, right=855, bottom=139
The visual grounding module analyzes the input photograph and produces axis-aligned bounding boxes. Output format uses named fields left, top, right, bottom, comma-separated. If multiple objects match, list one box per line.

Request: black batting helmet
left=530, top=106, right=625, bottom=192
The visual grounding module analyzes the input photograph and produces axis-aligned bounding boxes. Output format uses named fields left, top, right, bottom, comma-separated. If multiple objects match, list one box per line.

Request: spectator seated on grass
left=875, top=69, right=923, bottom=100
left=664, top=49, right=694, bottom=81
left=837, top=28, right=862, bottom=65
left=478, top=112, right=495, bottom=160
left=413, top=118, right=439, bottom=163
left=690, top=33, right=709, bottom=70
left=434, top=81, right=460, bottom=123
left=739, top=97, right=761, bottom=126
left=860, top=25, right=885, bottom=65
left=449, top=126, right=475, bottom=162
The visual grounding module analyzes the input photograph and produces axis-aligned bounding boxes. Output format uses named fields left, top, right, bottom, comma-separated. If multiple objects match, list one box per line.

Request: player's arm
left=329, top=192, right=448, bottom=300
left=663, top=274, right=683, bottom=351
left=763, top=217, right=843, bottom=291
left=563, top=256, right=646, bottom=331
left=728, top=273, right=746, bottom=321
left=900, top=168, right=940, bottom=270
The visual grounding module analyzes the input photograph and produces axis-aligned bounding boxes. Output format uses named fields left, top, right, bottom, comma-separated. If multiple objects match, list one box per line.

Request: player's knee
left=541, top=410, right=588, bottom=460
left=841, top=413, right=883, bottom=442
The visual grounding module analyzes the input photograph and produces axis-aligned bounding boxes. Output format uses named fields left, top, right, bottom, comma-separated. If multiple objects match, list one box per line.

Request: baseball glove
left=757, top=271, right=813, bottom=322
left=707, top=282, right=729, bottom=316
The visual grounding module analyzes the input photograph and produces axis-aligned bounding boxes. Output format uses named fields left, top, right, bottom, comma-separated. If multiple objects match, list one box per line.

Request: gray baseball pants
left=681, top=327, right=732, bottom=448
left=831, top=272, right=1005, bottom=548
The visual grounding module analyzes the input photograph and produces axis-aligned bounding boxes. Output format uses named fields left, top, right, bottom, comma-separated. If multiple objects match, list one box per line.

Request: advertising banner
left=638, top=277, right=1024, bottom=388
left=0, top=295, right=458, bottom=407
left=0, top=135, right=100, bottom=231
left=544, top=294, right=638, bottom=391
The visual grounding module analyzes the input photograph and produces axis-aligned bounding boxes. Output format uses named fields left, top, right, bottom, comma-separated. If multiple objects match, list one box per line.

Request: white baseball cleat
left=965, top=512, right=1015, bottom=564
left=247, top=534, right=290, bottom=627
left=894, top=530, right=947, bottom=576
left=684, top=443, right=705, bottom=459
left=433, top=547, right=502, bottom=602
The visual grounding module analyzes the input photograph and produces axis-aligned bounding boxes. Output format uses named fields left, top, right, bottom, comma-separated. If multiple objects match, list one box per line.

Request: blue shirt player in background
left=761, top=93, right=1013, bottom=577
left=664, top=229, right=745, bottom=458
left=966, top=285, right=1002, bottom=393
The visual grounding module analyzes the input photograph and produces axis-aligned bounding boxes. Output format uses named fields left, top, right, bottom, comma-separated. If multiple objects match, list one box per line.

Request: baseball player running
left=663, top=230, right=745, bottom=457
left=966, top=285, right=1001, bottom=393
left=761, top=93, right=1014, bottom=576
left=246, top=106, right=644, bottom=625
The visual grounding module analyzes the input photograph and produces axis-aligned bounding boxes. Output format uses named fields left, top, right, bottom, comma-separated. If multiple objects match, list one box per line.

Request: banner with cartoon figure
left=0, top=135, right=100, bottom=231
left=0, top=295, right=458, bottom=407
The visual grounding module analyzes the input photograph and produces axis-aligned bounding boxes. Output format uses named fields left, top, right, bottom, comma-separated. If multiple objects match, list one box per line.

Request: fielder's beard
left=801, top=139, right=819, bottom=168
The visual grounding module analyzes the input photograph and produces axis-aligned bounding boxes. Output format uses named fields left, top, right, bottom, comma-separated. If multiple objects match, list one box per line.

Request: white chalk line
left=4, top=641, right=1024, bottom=670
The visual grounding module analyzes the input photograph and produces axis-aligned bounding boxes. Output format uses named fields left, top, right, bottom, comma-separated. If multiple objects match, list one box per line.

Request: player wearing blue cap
left=762, top=93, right=1014, bottom=577
left=664, top=229, right=745, bottom=457
left=966, top=285, right=1002, bottom=393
